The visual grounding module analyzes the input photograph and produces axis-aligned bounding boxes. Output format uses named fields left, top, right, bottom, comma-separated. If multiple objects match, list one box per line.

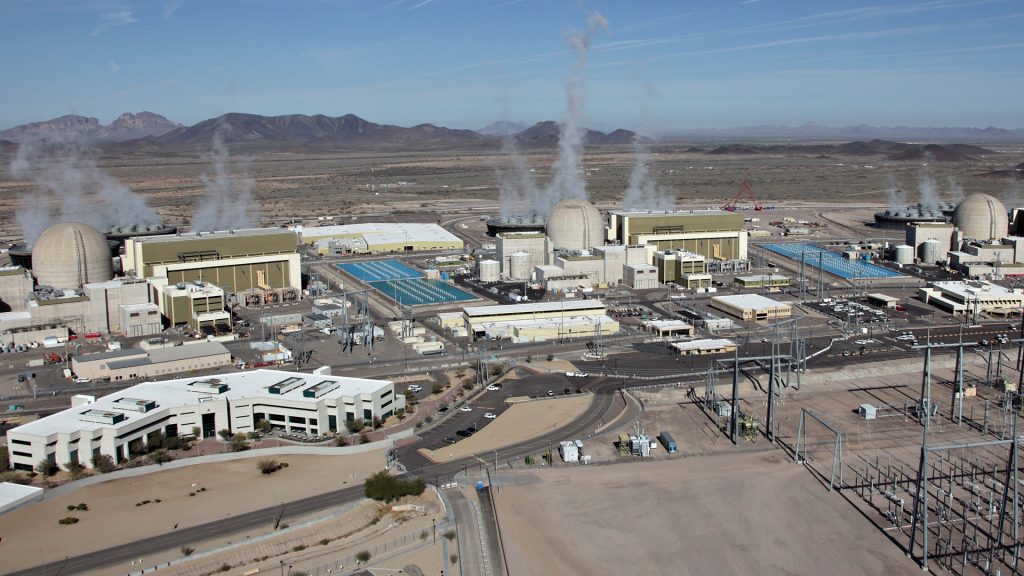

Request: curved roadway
left=9, top=384, right=622, bottom=576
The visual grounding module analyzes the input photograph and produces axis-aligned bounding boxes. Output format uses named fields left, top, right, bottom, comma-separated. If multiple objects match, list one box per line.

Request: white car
left=854, top=339, right=875, bottom=345
left=407, top=385, right=423, bottom=393
left=486, top=384, right=501, bottom=391
left=73, top=377, right=91, bottom=384
left=460, top=406, right=473, bottom=412
left=897, top=334, right=916, bottom=341
left=483, top=412, right=497, bottom=419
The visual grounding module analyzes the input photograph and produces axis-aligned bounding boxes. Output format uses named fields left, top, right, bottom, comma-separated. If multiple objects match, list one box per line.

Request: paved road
left=10, top=380, right=621, bottom=576
left=11, top=318, right=1018, bottom=575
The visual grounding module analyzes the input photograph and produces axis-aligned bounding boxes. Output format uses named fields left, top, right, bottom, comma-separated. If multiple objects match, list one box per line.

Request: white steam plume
left=190, top=132, right=260, bottom=232
left=10, top=138, right=160, bottom=245
left=883, top=174, right=907, bottom=211
left=543, top=10, right=608, bottom=206
left=946, top=176, right=965, bottom=203
left=916, top=167, right=943, bottom=212
left=495, top=136, right=542, bottom=219
left=622, top=135, right=675, bottom=211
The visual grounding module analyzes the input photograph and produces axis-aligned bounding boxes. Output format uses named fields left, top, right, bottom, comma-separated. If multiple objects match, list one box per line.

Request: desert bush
left=92, top=454, right=116, bottom=473
left=363, top=471, right=426, bottom=503
left=181, top=546, right=194, bottom=556
left=355, top=550, right=371, bottom=563
left=58, top=517, right=79, bottom=525
left=257, top=459, right=285, bottom=475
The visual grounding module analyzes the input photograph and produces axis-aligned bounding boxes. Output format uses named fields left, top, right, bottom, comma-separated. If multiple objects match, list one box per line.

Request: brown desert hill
left=154, top=112, right=489, bottom=149
left=984, top=162, right=1024, bottom=179
left=513, top=120, right=637, bottom=148
left=0, top=112, right=179, bottom=143
left=703, top=139, right=994, bottom=161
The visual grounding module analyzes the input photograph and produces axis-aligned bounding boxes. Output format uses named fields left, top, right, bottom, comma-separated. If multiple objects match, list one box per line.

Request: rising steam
left=11, top=138, right=160, bottom=244
left=544, top=11, right=608, bottom=207
left=190, top=132, right=260, bottom=232
left=622, top=134, right=675, bottom=211
left=494, top=11, right=607, bottom=219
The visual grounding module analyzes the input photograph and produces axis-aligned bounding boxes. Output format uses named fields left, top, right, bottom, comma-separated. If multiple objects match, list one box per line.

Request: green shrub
left=76, top=503, right=88, bottom=511
left=444, top=529, right=456, bottom=541
left=431, top=384, right=443, bottom=395
left=363, top=471, right=426, bottom=503
left=292, top=544, right=306, bottom=552
left=345, top=419, right=364, bottom=434
left=58, top=517, right=79, bottom=525
left=148, top=450, right=172, bottom=465
left=355, top=550, right=371, bottom=563
left=181, top=546, right=194, bottom=556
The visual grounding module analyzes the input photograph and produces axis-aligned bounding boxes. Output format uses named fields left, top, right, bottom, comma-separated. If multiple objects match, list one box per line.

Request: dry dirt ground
left=1, top=145, right=1019, bottom=242
left=0, top=450, right=386, bottom=573
left=419, top=394, right=592, bottom=463
left=492, top=452, right=922, bottom=576
left=93, top=488, right=451, bottom=576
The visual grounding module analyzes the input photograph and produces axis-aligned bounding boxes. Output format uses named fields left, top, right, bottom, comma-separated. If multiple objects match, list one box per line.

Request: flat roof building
left=607, top=210, right=747, bottom=262
left=734, top=274, right=791, bottom=289
left=72, top=341, right=233, bottom=382
left=123, top=228, right=301, bottom=294
left=919, top=280, right=1024, bottom=316
left=6, top=367, right=401, bottom=471
left=296, top=223, right=463, bottom=253
left=463, top=300, right=608, bottom=338
left=671, top=338, right=738, bottom=356
left=711, top=294, right=792, bottom=321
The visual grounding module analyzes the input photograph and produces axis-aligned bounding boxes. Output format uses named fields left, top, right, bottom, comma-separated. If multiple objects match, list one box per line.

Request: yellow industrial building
left=123, top=228, right=301, bottom=293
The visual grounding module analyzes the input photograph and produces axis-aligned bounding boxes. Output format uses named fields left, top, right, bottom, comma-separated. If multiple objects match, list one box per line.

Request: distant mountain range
left=0, top=112, right=639, bottom=152
left=663, top=122, right=1024, bottom=143
left=2, top=113, right=1022, bottom=155
left=0, top=112, right=180, bottom=144
left=686, top=139, right=996, bottom=162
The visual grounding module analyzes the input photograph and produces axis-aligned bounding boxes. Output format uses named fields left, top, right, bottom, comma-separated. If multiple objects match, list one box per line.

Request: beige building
left=607, top=210, right=747, bottom=261
left=711, top=294, right=792, bottom=321
left=734, top=274, right=790, bottom=289
left=496, top=232, right=552, bottom=280
left=919, top=280, right=1024, bottom=316
left=154, top=281, right=230, bottom=331
left=671, top=338, right=738, bottom=356
left=462, top=300, right=606, bottom=336
left=0, top=266, right=33, bottom=312
left=624, top=264, right=659, bottom=289
left=297, top=223, right=463, bottom=253
left=123, top=228, right=301, bottom=293
left=654, top=250, right=707, bottom=284
left=641, top=319, right=694, bottom=338
left=72, top=341, right=233, bottom=382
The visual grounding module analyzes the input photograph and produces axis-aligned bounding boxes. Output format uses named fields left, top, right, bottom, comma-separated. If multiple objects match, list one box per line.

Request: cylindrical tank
left=920, top=239, right=943, bottom=265
left=894, top=244, right=914, bottom=265
left=509, top=252, right=531, bottom=281
left=478, top=259, right=500, bottom=283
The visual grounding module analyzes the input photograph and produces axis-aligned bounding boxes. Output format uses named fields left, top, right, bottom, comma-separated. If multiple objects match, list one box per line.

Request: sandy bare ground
left=106, top=489, right=449, bottom=576
left=492, top=452, right=922, bottom=576
left=420, top=395, right=593, bottom=463
left=0, top=450, right=386, bottom=573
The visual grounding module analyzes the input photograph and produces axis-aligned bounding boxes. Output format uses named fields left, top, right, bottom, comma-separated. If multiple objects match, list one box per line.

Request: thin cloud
left=740, top=0, right=761, bottom=4
left=108, top=60, right=120, bottom=74
left=90, top=9, right=138, bottom=36
left=163, top=0, right=183, bottom=18
left=410, top=0, right=433, bottom=9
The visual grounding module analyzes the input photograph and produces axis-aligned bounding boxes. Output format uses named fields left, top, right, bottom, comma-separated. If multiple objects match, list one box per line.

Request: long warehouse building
left=123, top=228, right=301, bottom=293
left=295, top=223, right=463, bottom=253
left=607, top=210, right=747, bottom=261
left=6, top=368, right=402, bottom=471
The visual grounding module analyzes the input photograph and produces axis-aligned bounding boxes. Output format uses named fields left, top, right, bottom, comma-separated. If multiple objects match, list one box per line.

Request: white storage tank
left=478, top=259, right=500, bottom=283
left=920, top=239, right=943, bottom=265
left=509, top=252, right=531, bottom=281
left=894, top=244, right=915, bottom=265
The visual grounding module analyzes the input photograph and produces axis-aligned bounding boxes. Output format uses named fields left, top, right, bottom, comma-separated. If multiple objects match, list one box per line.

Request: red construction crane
left=721, top=176, right=763, bottom=212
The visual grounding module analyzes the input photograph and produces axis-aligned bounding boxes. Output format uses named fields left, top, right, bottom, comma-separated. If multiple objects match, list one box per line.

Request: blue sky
left=2, top=0, right=1023, bottom=131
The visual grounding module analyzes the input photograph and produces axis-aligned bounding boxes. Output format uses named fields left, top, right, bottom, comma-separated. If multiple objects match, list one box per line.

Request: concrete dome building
left=32, top=222, right=113, bottom=289
left=546, top=199, right=604, bottom=251
left=952, top=194, right=1009, bottom=241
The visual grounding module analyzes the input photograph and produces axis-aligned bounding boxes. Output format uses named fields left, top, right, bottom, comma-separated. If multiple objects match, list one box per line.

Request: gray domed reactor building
left=31, top=222, right=114, bottom=290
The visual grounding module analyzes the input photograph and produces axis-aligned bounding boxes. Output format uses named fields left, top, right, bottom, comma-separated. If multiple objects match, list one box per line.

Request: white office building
left=6, top=367, right=402, bottom=471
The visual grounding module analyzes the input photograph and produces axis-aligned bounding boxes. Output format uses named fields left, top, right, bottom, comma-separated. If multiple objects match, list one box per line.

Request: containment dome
left=952, top=194, right=1008, bottom=241
left=31, top=222, right=113, bottom=289
left=546, top=199, right=604, bottom=251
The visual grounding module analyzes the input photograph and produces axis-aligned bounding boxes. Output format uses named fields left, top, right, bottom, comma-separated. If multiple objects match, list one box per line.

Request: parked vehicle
left=407, top=384, right=423, bottom=393
left=483, top=412, right=497, bottom=419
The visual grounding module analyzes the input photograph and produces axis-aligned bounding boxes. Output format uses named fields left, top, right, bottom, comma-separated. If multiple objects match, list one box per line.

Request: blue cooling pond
left=760, top=243, right=904, bottom=280
left=337, top=260, right=476, bottom=305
